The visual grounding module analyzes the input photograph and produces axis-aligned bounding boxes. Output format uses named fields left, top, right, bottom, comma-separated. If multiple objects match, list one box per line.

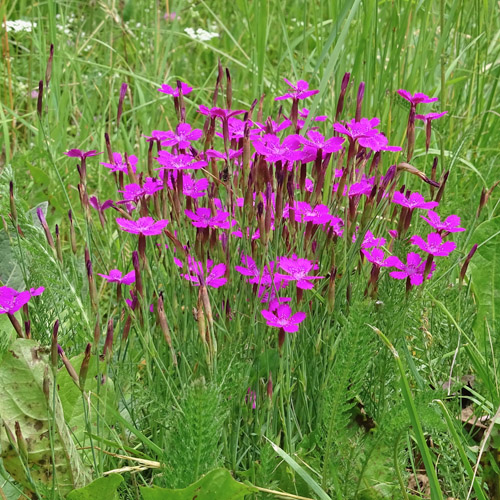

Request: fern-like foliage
left=162, top=379, right=227, bottom=488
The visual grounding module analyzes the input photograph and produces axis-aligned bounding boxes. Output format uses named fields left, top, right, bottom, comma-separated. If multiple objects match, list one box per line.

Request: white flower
left=184, top=27, right=218, bottom=42
left=5, top=20, right=36, bottom=33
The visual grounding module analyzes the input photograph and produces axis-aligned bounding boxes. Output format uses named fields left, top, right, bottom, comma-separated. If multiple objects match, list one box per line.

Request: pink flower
left=142, top=177, right=164, bottom=196
left=385, top=252, right=435, bottom=286
left=98, top=269, right=136, bottom=285
left=184, top=207, right=230, bottom=229
left=420, top=211, right=465, bottom=233
left=0, top=286, right=44, bottom=314
left=181, top=260, right=227, bottom=288
left=410, top=233, right=456, bottom=257
left=298, top=107, right=328, bottom=122
left=155, top=151, right=207, bottom=171
left=161, top=123, right=203, bottom=149
left=116, top=216, right=169, bottom=235
left=300, top=130, right=344, bottom=162
left=175, top=174, right=208, bottom=198
left=358, top=230, right=386, bottom=249
left=119, top=183, right=145, bottom=202
left=392, top=191, right=439, bottom=210
left=198, top=105, right=246, bottom=119
left=205, top=148, right=244, bottom=161
left=89, top=196, right=114, bottom=212
left=361, top=248, right=392, bottom=267
left=234, top=255, right=260, bottom=281
left=245, top=388, right=257, bottom=409
left=294, top=202, right=332, bottom=224
left=261, top=304, right=306, bottom=333
left=158, top=81, right=192, bottom=96
left=333, top=117, right=380, bottom=141
left=253, top=119, right=292, bottom=135
left=275, top=78, right=319, bottom=101
left=416, top=111, right=448, bottom=122
left=253, top=134, right=304, bottom=163
left=64, top=149, right=102, bottom=159
left=101, top=152, right=138, bottom=174
left=276, top=255, right=323, bottom=290
left=357, top=133, right=401, bottom=152
left=397, top=90, right=438, bottom=105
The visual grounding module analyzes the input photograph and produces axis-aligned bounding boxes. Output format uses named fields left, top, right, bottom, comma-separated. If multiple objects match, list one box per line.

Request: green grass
left=1, top=0, right=500, bottom=499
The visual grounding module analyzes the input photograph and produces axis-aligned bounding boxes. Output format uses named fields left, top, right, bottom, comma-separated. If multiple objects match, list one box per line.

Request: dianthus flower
left=167, top=174, right=208, bottom=198
left=184, top=207, right=231, bottom=229
left=116, top=216, right=169, bottom=235
left=276, top=255, right=323, bottom=290
left=157, top=81, right=193, bottom=96
left=64, top=149, right=103, bottom=159
left=420, top=211, right=464, bottom=234
left=392, top=191, right=439, bottom=210
left=416, top=111, right=448, bottom=122
left=155, top=151, right=207, bottom=171
left=333, top=117, right=380, bottom=141
left=299, top=130, right=344, bottom=162
left=385, top=252, right=435, bottom=286
left=410, top=233, right=456, bottom=257
left=261, top=304, right=306, bottom=333
left=101, top=152, right=138, bottom=174
left=252, top=134, right=304, bottom=163
left=0, top=286, right=44, bottom=314
left=161, top=123, right=203, bottom=149
left=180, top=259, right=227, bottom=288
left=197, top=105, right=246, bottom=119
left=361, top=248, right=392, bottom=267
left=98, top=269, right=136, bottom=285
left=397, top=89, right=438, bottom=105
left=294, top=202, right=332, bottom=224
left=275, top=78, right=319, bottom=101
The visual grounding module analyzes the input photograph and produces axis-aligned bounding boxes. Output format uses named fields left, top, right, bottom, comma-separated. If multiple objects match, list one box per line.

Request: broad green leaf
left=57, top=354, right=116, bottom=448
left=140, top=468, right=257, bottom=500
left=66, top=474, right=123, bottom=500
left=0, top=339, right=90, bottom=495
left=470, top=217, right=500, bottom=353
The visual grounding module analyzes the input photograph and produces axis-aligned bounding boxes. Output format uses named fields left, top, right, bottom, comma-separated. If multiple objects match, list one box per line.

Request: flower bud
left=9, top=181, right=17, bottom=226
left=79, top=343, right=91, bottom=390
left=460, top=244, right=478, bottom=285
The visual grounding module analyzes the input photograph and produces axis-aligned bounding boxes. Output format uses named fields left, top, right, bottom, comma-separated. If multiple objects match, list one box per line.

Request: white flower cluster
left=184, top=27, right=218, bottom=42
left=5, top=19, right=36, bottom=33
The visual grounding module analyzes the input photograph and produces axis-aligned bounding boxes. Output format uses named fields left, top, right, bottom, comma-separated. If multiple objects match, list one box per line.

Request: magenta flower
left=157, top=81, right=193, bottom=96
left=392, top=191, right=439, bottom=210
left=300, top=130, right=344, bottom=162
left=348, top=178, right=374, bottom=197
left=245, top=388, right=257, bottom=409
left=89, top=196, right=114, bottom=212
left=410, top=233, right=456, bottom=257
left=276, top=255, right=323, bottom=290
left=181, top=260, right=227, bottom=288
left=156, top=151, right=207, bottom=171
left=420, top=211, right=465, bottom=233
left=275, top=78, right=319, bottom=101
left=397, top=89, right=438, bottom=105
left=161, top=123, right=203, bottom=149
left=361, top=248, right=392, bottom=267
left=98, top=269, right=136, bottom=285
left=261, top=304, right=306, bottom=333
left=216, top=117, right=259, bottom=141
left=101, top=152, right=138, bottom=174
left=205, top=148, right=244, bottom=161
left=298, top=107, right=328, bottom=122
left=385, top=252, right=435, bottom=286
left=0, top=286, right=44, bottom=314
left=119, top=183, right=145, bottom=202
left=358, top=230, right=386, bottom=250
left=177, top=174, right=208, bottom=198
left=294, top=202, right=332, bottom=224
left=143, top=130, right=169, bottom=142
left=416, top=111, right=448, bottom=122
left=184, top=207, right=230, bottom=229
left=142, top=177, right=164, bottom=196
left=333, top=117, right=380, bottom=141
left=234, top=254, right=261, bottom=281
left=116, top=216, right=169, bottom=235
left=198, top=105, right=246, bottom=119
left=356, top=133, right=402, bottom=152
left=253, top=134, right=304, bottom=163
left=253, top=118, right=292, bottom=135
left=64, top=149, right=103, bottom=159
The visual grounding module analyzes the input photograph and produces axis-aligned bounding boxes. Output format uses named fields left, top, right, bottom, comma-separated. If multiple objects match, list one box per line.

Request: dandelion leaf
left=470, top=217, right=500, bottom=353
left=140, top=468, right=257, bottom=500
left=66, top=474, right=123, bottom=500
left=0, top=339, right=90, bottom=495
